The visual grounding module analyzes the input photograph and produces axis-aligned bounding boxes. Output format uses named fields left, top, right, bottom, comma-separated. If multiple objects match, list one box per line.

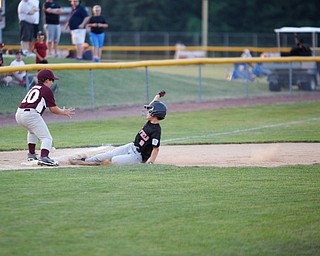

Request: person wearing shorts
left=43, top=0, right=63, bottom=57
left=79, top=5, right=108, bottom=62
left=65, top=0, right=88, bottom=60
left=18, top=0, right=39, bottom=55
left=30, top=0, right=40, bottom=46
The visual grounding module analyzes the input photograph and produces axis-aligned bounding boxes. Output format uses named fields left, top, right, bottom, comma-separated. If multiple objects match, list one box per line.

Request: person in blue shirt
left=65, top=0, right=88, bottom=60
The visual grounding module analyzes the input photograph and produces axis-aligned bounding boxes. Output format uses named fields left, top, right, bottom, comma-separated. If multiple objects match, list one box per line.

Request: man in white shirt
left=18, top=0, right=39, bottom=55
left=30, top=0, right=40, bottom=51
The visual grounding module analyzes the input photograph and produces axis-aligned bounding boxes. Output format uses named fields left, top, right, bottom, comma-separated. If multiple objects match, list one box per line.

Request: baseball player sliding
left=70, top=90, right=167, bottom=166
left=15, top=69, right=75, bottom=166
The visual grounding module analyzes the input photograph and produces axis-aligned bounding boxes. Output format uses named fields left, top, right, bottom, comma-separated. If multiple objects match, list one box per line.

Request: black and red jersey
left=134, top=121, right=161, bottom=162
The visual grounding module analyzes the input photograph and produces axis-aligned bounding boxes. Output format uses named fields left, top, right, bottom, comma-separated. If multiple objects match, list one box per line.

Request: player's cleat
left=69, top=157, right=86, bottom=165
left=38, top=156, right=59, bottom=166
left=68, top=157, right=102, bottom=166
left=27, top=153, right=39, bottom=161
left=71, top=157, right=86, bottom=162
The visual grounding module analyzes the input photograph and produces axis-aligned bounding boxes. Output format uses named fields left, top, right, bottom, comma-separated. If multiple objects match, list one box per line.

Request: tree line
left=4, top=0, right=320, bottom=33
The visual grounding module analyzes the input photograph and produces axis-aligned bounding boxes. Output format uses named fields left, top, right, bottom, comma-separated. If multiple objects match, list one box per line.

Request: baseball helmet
left=144, top=101, right=167, bottom=120
left=37, top=69, right=59, bottom=82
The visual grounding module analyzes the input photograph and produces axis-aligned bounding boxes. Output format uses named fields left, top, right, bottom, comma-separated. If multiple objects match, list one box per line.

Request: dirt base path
left=1, top=94, right=319, bottom=170
left=1, top=143, right=319, bottom=171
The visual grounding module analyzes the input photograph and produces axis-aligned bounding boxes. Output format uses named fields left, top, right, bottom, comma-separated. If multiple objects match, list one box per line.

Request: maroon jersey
left=19, top=84, right=56, bottom=115
left=33, top=42, right=48, bottom=63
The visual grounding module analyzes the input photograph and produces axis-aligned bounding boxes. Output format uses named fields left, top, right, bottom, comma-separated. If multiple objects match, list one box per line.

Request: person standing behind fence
left=18, top=0, right=39, bottom=55
left=33, top=31, right=48, bottom=64
left=174, top=41, right=186, bottom=59
left=10, top=50, right=27, bottom=86
left=65, top=0, right=88, bottom=60
left=79, top=5, right=108, bottom=62
left=43, top=0, right=63, bottom=57
left=30, top=0, right=40, bottom=51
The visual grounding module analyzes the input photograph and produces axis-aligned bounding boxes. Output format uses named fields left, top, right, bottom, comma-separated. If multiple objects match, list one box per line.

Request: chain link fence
left=1, top=58, right=319, bottom=115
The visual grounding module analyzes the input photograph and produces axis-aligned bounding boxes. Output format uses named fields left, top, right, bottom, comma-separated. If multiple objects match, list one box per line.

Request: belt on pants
left=132, top=145, right=141, bottom=154
left=22, top=108, right=39, bottom=114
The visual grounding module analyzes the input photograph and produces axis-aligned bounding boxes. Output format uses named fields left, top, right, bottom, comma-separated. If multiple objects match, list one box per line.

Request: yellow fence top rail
left=1, top=57, right=320, bottom=73
left=3, top=45, right=290, bottom=53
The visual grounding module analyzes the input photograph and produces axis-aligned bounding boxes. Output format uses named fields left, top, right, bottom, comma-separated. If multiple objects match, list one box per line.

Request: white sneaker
left=22, top=50, right=29, bottom=56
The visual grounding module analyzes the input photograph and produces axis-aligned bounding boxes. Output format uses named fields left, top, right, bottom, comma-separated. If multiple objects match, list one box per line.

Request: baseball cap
left=37, top=69, right=59, bottom=81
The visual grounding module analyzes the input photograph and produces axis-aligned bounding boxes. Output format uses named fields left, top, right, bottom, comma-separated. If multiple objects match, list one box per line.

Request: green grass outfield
left=1, top=166, right=319, bottom=256
left=0, top=101, right=319, bottom=255
left=1, top=101, right=319, bottom=150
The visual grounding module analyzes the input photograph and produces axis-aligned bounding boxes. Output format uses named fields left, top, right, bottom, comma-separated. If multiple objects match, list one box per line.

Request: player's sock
left=28, top=143, right=36, bottom=154
left=41, top=149, right=50, bottom=157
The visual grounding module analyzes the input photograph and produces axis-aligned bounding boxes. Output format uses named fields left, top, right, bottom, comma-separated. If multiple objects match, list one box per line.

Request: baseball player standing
left=70, top=91, right=167, bottom=165
left=15, top=69, right=75, bottom=166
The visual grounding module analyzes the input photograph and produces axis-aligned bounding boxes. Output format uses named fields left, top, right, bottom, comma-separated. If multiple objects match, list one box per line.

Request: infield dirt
left=1, top=143, right=319, bottom=171
left=1, top=94, right=319, bottom=170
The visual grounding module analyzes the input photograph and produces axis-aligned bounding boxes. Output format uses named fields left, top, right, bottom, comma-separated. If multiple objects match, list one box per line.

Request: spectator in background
left=33, top=31, right=48, bottom=64
left=241, top=48, right=252, bottom=58
left=289, top=41, right=312, bottom=56
left=240, top=48, right=254, bottom=69
left=252, top=53, right=271, bottom=78
left=10, top=50, right=27, bottom=86
left=79, top=5, right=108, bottom=62
left=0, top=44, right=15, bottom=86
left=227, top=49, right=254, bottom=81
left=30, top=0, right=40, bottom=50
left=0, top=74, right=14, bottom=87
left=18, top=0, right=39, bottom=55
left=65, top=0, right=88, bottom=60
left=0, top=42, right=4, bottom=66
left=66, top=49, right=76, bottom=59
left=81, top=43, right=93, bottom=60
left=43, top=0, right=63, bottom=57
left=174, top=41, right=186, bottom=59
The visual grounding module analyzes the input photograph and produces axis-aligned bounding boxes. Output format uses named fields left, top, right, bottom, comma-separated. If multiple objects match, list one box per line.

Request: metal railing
left=3, top=30, right=318, bottom=57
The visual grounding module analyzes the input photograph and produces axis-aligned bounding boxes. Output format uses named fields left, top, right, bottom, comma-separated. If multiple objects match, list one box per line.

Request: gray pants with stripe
left=85, top=142, right=142, bottom=165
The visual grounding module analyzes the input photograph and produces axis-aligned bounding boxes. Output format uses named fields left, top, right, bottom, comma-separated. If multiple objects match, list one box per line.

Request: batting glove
left=158, top=90, right=166, bottom=97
